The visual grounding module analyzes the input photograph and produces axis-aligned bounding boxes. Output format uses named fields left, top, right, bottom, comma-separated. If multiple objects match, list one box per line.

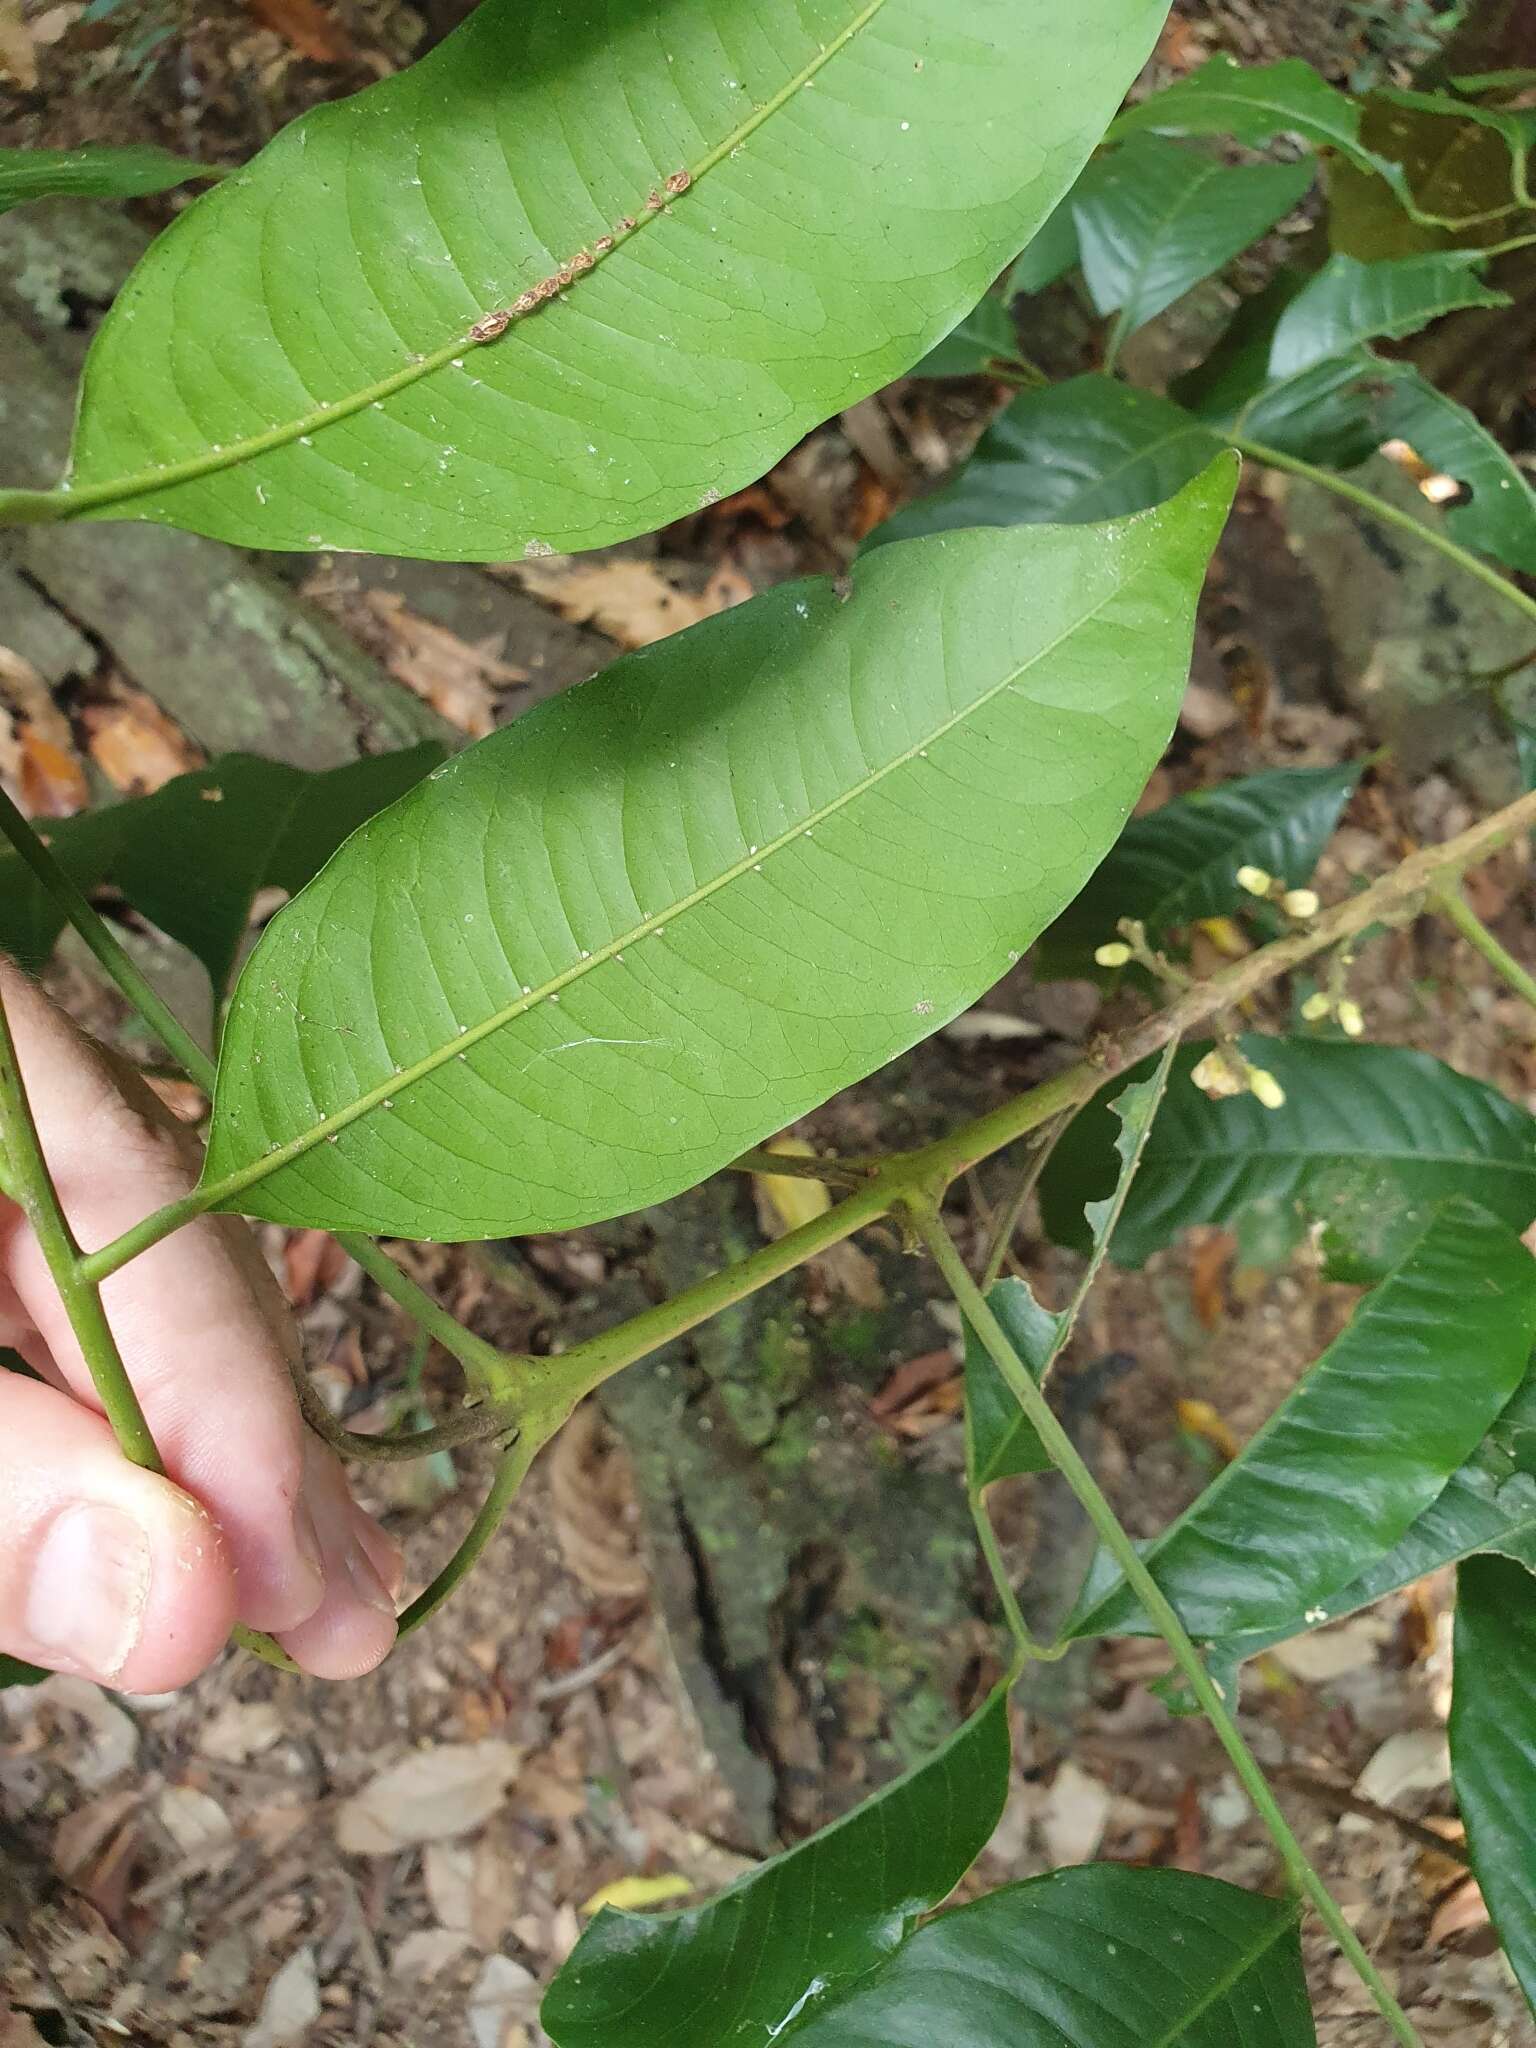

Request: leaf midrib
left=54, top=0, right=891, bottom=519
left=202, top=557, right=1151, bottom=1210
left=1150, top=1901, right=1299, bottom=2045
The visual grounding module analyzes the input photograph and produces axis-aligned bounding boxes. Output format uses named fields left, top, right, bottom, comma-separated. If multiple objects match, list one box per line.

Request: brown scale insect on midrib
left=466, top=167, right=693, bottom=348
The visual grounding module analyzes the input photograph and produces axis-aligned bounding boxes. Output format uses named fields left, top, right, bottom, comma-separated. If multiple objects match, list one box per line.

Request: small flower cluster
left=1236, top=865, right=1318, bottom=920
left=1191, top=1045, right=1286, bottom=1110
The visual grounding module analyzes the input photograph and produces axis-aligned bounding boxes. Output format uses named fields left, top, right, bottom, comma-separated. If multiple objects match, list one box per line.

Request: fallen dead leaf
left=753, top=1137, right=832, bottom=1235
left=197, top=1700, right=284, bottom=1763
left=1186, top=1229, right=1236, bottom=1332
left=349, top=590, right=524, bottom=736
left=1040, top=1760, right=1111, bottom=1868
left=546, top=1403, right=648, bottom=1600
left=870, top=1349, right=959, bottom=1424
left=390, top=1928, right=472, bottom=1982
left=334, top=1740, right=523, bottom=1854
left=1353, top=1729, right=1451, bottom=1812
left=242, top=0, right=352, bottom=59
left=1177, top=1396, right=1239, bottom=1462
left=941, top=1009, right=1045, bottom=1046
left=245, top=1945, right=320, bottom=2048
left=0, top=0, right=37, bottom=86
left=83, top=687, right=201, bottom=794
left=511, top=556, right=752, bottom=650
left=282, top=1228, right=354, bottom=1309
left=467, top=1953, right=540, bottom=2048
left=39, top=1676, right=139, bottom=1788
left=157, top=1784, right=233, bottom=1857
left=1428, top=1874, right=1490, bottom=1945
left=1268, top=1611, right=1391, bottom=1683
left=18, top=731, right=88, bottom=817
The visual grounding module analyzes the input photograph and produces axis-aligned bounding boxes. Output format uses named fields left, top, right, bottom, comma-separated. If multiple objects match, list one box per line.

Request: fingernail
left=26, top=1504, right=151, bottom=1682
left=346, top=1541, right=398, bottom=1618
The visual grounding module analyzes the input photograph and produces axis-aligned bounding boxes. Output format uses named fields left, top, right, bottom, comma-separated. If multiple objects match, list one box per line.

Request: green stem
left=1432, top=880, right=1536, bottom=1011
left=978, top=1112, right=1070, bottom=1293
left=396, top=1427, right=542, bottom=1638
left=0, top=785, right=215, bottom=1090
left=0, top=976, right=160, bottom=1469
left=336, top=1232, right=520, bottom=1399
left=1231, top=435, right=1536, bottom=632
left=916, top=1208, right=1423, bottom=2048
left=967, top=1490, right=1033, bottom=1655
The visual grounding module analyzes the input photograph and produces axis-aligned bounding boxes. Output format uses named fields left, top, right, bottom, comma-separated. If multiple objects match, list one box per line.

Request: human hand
left=0, top=964, right=402, bottom=1689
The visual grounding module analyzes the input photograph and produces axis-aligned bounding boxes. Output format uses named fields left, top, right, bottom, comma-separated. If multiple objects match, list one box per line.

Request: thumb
left=0, top=1371, right=237, bottom=1690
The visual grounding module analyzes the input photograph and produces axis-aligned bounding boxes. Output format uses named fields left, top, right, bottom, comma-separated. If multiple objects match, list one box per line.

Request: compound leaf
left=1037, top=761, right=1362, bottom=980
left=1069, top=1199, right=1536, bottom=1640
left=542, top=1684, right=1011, bottom=2048
left=1039, top=1037, right=1536, bottom=1278
left=204, top=469, right=1234, bottom=1240
left=30, top=0, right=1168, bottom=560
left=787, top=1866, right=1314, bottom=2046
left=1451, top=1553, right=1536, bottom=2017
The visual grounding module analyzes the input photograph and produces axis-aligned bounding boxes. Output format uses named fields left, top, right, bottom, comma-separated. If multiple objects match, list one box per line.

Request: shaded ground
left=3, top=2, right=1536, bottom=2043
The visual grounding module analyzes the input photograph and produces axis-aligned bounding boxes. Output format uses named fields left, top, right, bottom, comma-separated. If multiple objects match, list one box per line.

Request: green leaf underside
left=1039, top=1037, right=1536, bottom=1277
left=48, top=0, right=1167, bottom=560
left=0, top=806, right=127, bottom=976
left=1264, top=251, right=1507, bottom=381
left=1451, top=1555, right=1536, bottom=2017
left=1070, top=1198, right=1536, bottom=1640
left=110, top=746, right=444, bottom=997
left=540, top=1684, right=1010, bottom=2047
left=204, top=474, right=1234, bottom=1240
left=1110, top=53, right=1377, bottom=169
left=1073, top=138, right=1316, bottom=340
left=1038, top=761, right=1362, bottom=979
left=966, top=1277, right=1062, bottom=1484
left=1223, top=1363, right=1536, bottom=1666
left=915, top=296, right=1020, bottom=378
left=1007, top=192, right=1080, bottom=295
left=786, top=1866, right=1314, bottom=2046
left=0, top=143, right=217, bottom=215
left=865, top=377, right=1225, bottom=548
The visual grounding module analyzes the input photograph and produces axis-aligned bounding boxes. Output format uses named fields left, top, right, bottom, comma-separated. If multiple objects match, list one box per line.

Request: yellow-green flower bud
left=1235, top=865, right=1273, bottom=898
left=1282, top=888, right=1320, bottom=919
left=1191, top=1048, right=1245, bottom=1099
left=1094, top=941, right=1132, bottom=969
left=1300, top=991, right=1332, bottom=1023
left=1249, top=1067, right=1286, bottom=1110
left=1337, top=999, right=1365, bottom=1038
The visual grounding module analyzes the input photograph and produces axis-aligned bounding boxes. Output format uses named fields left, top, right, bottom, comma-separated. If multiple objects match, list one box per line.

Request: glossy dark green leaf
left=1070, top=1199, right=1536, bottom=1640
left=966, top=1277, right=1062, bottom=1485
left=1073, top=137, right=1315, bottom=344
left=1215, top=1363, right=1536, bottom=1667
left=0, top=1654, right=48, bottom=1688
left=1451, top=1553, right=1536, bottom=2016
left=787, top=1865, right=1314, bottom=2046
left=111, top=745, right=445, bottom=1000
left=1265, top=251, right=1507, bottom=380
left=1006, top=192, right=1081, bottom=295
left=1372, top=364, right=1536, bottom=575
left=203, top=470, right=1235, bottom=1240
left=865, top=377, right=1224, bottom=550
left=914, top=297, right=1021, bottom=379
left=21, top=0, right=1169, bottom=560
left=0, top=806, right=128, bottom=976
left=541, top=1684, right=1011, bottom=2048
left=1040, top=1037, right=1536, bottom=1276
left=1037, top=762, right=1362, bottom=981
left=1109, top=52, right=1384, bottom=173
left=0, top=143, right=218, bottom=215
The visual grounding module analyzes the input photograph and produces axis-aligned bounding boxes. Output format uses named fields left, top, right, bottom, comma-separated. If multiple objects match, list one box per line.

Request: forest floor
left=3, top=2, right=1536, bottom=2045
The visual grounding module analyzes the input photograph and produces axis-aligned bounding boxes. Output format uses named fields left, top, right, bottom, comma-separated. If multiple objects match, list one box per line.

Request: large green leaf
left=1073, top=137, right=1315, bottom=346
left=786, top=1866, right=1314, bottom=2046
left=914, top=296, right=1022, bottom=379
left=1215, top=1363, right=1536, bottom=1667
left=1006, top=190, right=1082, bottom=295
left=1109, top=52, right=1384, bottom=173
left=865, top=376, right=1224, bottom=549
left=1069, top=1199, right=1536, bottom=1640
left=541, top=1684, right=1011, bottom=2047
left=22, top=0, right=1168, bottom=560
left=1451, top=1554, right=1536, bottom=2017
left=110, top=746, right=444, bottom=1000
left=1039, top=1037, right=1536, bottom=1276
left=202, top=472, right=1235, bottom=1240
left=1264, top=251, right=1507, bottom=381
left=0, top=806, right=128, bottom=976
left=0, top=143, right=218, bottom=216
left=1037, top=762, right=1362, bottom=981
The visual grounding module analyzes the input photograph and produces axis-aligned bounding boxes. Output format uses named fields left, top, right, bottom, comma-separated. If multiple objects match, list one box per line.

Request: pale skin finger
left=0, top=961, right=401, bottom=1678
